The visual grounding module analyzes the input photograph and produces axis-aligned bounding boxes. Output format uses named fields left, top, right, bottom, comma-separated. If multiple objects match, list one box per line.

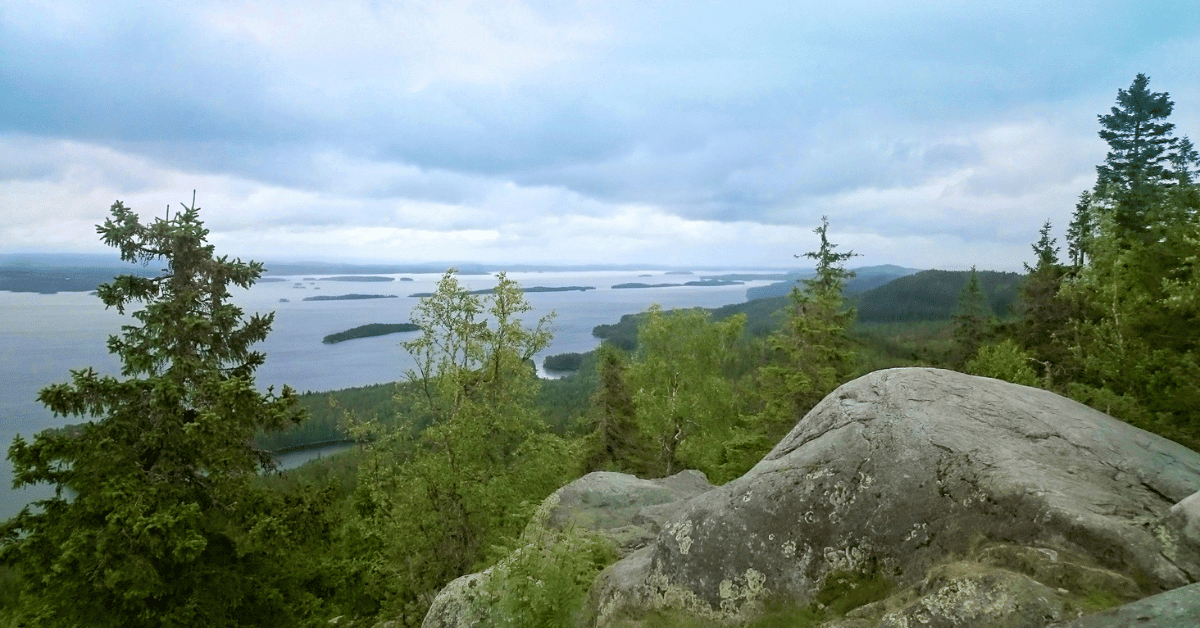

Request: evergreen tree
left=1094, top=74, right=1185, bottom=235
left=951, top=266, right=994, bottom=369
left=1066, top=191, right=1095, bottom=268
left=758, top=217, right=859, bottom=433
left=1, top=199, right=322, bottom=627
left=583, top=344, right=647, bottom=474
left=1015, top=222, right=1071, bottom=385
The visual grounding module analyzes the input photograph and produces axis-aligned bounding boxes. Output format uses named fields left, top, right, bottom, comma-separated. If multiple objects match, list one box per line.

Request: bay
left=0, top=269, right=776, bottom=518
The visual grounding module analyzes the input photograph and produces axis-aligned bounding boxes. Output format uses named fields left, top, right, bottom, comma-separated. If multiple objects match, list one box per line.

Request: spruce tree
left=951, top=266, right=994, bottom=369
left=1094, top=74, right=1186, bottom=235
left=1, top=199, right=319, bottom=627
left=758, top=217, right=859, bottom=432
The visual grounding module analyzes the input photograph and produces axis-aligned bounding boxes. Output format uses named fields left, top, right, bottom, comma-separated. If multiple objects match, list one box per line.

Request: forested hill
left=591, top=268, right=1023, bottom=351
left=745, top=264, right=920, bottom=300
left=853, top=269, right=1023, bottom=323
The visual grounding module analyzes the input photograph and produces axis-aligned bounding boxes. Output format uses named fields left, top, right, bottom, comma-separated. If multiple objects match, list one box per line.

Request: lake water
left=0, top=269, right=776, bottom=518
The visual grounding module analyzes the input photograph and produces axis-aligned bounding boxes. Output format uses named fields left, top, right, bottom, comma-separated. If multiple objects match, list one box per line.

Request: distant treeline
left=322, top=323, right=421, bottom=344
left=0, top=266, right=161, bottom=294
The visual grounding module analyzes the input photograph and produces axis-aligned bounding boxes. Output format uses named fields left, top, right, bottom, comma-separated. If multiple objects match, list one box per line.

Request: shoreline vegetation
left=322, top=323, right=421, bottom=344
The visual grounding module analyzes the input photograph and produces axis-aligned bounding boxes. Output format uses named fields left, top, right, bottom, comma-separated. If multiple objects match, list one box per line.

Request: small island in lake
left=611, top=279, right=743, bottom=289
left=302, top=294, right=398, bottom=301
left=323, top=323, right=421, bottom=344
left=408, top=286, right=595, bottom=297
left=319, top=276, right=395, bottom=282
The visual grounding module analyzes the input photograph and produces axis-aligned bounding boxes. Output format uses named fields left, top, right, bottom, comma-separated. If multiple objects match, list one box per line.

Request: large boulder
left=590, top=368, right=1200, bottom=627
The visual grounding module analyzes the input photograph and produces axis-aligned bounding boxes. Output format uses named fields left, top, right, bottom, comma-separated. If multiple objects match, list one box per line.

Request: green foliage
left=339, top=271, right=579, bottom=625
left=1058, top=195, right=1200, bottom=448
left=543, top=351, right=585, bottom=372
left=950, top=266, right=996, bottom=369
left=855, top=269, right=1023, bottom=323
left=626, top=306, right=748, bottom=481
left=1094, top=73, right=1196, bottom=236
left=1, top=199, right=328, bottom=627
left=967, top=340, right=1040, bottom=387
left=757, top=217, right=860, bottom=435
left=584, top=344, right=651, bottom=474
left=474, top=529, right=618, bottom=628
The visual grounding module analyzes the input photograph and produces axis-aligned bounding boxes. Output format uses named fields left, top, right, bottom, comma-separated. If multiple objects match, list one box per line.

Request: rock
left=542, top=470, right=715, bottom=556
left=421, top=470, right=714, bottom=628
left=1045, top=581, right=1200, bottom=628
left=590, top=368, right=1200, bottom=626
left=1165, top=490, right=1200, bottom=548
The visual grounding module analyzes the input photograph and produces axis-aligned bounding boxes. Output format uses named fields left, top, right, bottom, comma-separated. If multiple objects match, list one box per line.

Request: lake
left=0, top=269, right=779, bottom=518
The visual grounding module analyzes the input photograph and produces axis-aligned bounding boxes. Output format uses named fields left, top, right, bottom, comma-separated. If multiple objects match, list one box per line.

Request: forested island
left=322, top=323, right=421, bottom=344
left=301, top=294, right=398, bottom=301
left=318, top=275, right=395, bottom=282
left=611, top=278, right=743, bottom=289
left=408, top=285, right=594, bottom=297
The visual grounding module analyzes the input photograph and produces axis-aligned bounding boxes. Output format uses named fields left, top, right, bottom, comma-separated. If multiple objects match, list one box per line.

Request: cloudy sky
left=2, top=1, right=1198, bottom=270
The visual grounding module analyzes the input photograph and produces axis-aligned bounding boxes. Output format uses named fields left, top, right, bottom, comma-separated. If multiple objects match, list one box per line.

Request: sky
left=2, top=1, right=1199, bottom=271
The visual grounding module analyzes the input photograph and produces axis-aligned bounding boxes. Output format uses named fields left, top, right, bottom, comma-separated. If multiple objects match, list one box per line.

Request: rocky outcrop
left=590, top=368, right=1200, bottom=627
left=420, top=470, right=714, bottom=628
left=541, top=470, right=715, bottom=557
left=1046, top=581, right=1200, bottom=628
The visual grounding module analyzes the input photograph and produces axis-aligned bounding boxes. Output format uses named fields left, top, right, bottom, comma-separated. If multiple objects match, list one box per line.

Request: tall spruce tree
left=758, top=217, right=859, bottom=433
left=1, top=199, right=321, bottom=627
left=1094, top=74, right=1185, bottom=235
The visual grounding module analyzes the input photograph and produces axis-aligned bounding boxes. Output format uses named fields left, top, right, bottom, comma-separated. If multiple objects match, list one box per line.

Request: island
left=322, top=323, right=421, bottom=344
left=302, top=294, right=399, bottom=301
left=542, top=352, right=584, bottom=372
left=611, top=279, right=743, bottom=289
left=319, top=276, right=395, bottom=282
left=408, top=286, right=595, bottom=297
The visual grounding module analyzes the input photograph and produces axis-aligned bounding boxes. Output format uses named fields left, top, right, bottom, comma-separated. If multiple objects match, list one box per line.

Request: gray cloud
left=1, top=0, right=1198, bottom=269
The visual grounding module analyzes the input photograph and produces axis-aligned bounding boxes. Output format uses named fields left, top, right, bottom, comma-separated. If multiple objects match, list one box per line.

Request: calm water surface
left=0, top=270, right=775, bottom=518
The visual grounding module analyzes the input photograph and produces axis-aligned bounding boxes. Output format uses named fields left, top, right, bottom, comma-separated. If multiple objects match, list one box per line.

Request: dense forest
left=2, top=74, right=1198, bottom=627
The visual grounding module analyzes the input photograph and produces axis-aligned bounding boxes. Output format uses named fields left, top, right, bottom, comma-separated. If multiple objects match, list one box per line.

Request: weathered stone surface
left=876, top=562, right=1068, bottom=628
left=1046, top=581, right=1200, bottom=628
left=1165, top=490, right=1200, bottom=548
left=544, top=470, right=715, bottom=556
left=591, top=368, right=1200, bottom=626
left=421, top=470, right=714, bottom=628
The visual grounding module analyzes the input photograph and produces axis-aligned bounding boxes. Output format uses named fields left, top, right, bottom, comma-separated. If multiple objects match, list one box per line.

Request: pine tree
left=2, top=199, right=320, bottom=627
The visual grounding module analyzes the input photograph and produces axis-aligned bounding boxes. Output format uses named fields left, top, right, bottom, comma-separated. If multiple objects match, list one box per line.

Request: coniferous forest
left=2, top=74, right=1199, bottom=627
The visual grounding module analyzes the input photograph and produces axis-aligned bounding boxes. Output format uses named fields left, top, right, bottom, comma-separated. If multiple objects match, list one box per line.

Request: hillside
left=853, top=269, right=1024, bottom=323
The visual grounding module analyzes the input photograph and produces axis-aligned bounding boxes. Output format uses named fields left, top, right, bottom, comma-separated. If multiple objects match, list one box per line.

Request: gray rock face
left=591, top=368, right=1200, bottom=626
left=543, top=470, right=715, bottom=556
left=420, top=470, right=714, bottom=628
left=1045, top=581, right=1200, bottom=628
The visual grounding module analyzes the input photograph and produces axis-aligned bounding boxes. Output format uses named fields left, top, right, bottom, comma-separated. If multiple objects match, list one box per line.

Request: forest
left=1, top=74, right=1198, bottom=627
